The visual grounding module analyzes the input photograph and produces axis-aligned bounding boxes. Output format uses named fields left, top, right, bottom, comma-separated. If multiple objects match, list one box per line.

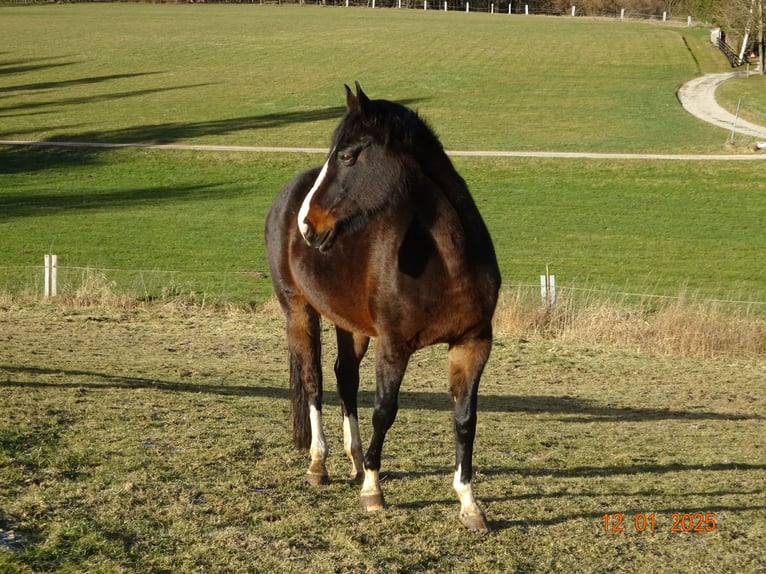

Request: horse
left=264, top=83, right=501, bottom=533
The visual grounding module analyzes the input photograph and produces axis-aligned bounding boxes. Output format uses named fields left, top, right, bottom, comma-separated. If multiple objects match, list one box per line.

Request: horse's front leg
left=360, top=340, right=410, bottom=512
left=449, top=336, right=492, bottom=533
left=334, top=328, right=370, bottom=482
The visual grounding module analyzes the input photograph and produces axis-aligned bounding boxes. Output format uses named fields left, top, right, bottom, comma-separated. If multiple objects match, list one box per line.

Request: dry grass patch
left=1, top=302, right=764, bottom=572
left=494, top=288, right=766, bottom=358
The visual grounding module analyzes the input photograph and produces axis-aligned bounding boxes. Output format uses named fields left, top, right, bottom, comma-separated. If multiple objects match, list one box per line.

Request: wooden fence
left=717, top=38, right=747, bottom=67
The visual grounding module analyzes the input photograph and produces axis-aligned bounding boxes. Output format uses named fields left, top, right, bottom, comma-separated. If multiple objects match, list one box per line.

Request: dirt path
left=677, top=72, right=766, bottom=140
left=2, top=138, right=766, bottom=161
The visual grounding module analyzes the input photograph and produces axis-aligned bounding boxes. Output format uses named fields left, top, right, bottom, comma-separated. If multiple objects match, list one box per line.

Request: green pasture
left=2, top=146, right=766, bottom=306
left=717, top=74, right=766, bottom=128
left=1, top=4, right=765, bottom=307
left=0, top=3, right=747, bottom=152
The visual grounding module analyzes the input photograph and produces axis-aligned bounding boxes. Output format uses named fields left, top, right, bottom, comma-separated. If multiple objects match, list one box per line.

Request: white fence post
left=571, top=5, right=576, bottom=16
left=524, top=3, right=528, bottom=14
left=687, top=15, right=692, bottom=26
left=444, top=0, right=447, bottom=11
left=491, top=2, right=494, bottom=12
left=540, top=268, right=556, bottom=309
left=662, top=11, right=667, bottom=21
left=424, top=0, right=427, bottom=10
left=44, top=254, right=58, bottom=298
left=620, top=7, right=624, bottom=19
left=508, top=4, right=511, bottom=13
left=466, top=1, right=469, bottom=11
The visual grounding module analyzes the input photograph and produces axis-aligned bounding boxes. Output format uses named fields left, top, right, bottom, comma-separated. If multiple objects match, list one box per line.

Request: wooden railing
left=718, top=38, right=747, bottom=67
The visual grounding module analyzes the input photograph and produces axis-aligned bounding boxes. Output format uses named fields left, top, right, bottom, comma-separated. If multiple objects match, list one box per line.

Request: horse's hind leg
left=449, top=335, right=492, bottom=534
left=334, top=328, right=369, bottom=482
left=285, top=302, right=327, bottom=486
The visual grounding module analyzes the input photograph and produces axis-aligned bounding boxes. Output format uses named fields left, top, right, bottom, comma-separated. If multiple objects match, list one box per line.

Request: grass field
left=717, top=74, right=766, bottom=128
left=1, top=305, right=765, bottom=572
left=3, top=4, right=766, bottom=307
left=0, top=3, right=744, bottom=152
left=1, top=6, right=765, bottom=572
left=3, top=147, right=766, bottom=306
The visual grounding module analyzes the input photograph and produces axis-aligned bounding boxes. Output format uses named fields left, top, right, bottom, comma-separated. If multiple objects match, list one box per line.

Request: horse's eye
left=338, top=151, right=356, bottom=166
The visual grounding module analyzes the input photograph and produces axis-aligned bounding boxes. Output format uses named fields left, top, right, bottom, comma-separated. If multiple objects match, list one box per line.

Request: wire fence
left=2, top=263, right=764, bottom=312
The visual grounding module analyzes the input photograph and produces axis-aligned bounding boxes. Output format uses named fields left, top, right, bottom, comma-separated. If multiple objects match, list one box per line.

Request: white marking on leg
left=360, top=467, right=385, bottom=511
left=308, top=404, right=327, bottom=476
left=343, top=414, right=363, bottom=477
left=453, top=464, right=477, bottom=513
left=453, top=464, right=488, bottom=531
left=298, top=152, right=333, bottom=239
left=361, top=468, right=381, bottom=497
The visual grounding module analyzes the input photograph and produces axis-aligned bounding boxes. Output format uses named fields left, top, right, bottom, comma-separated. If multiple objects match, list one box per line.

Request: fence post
left=540, top=266, right=556, bottom=309
left=444, top=0, right=447, bottom=11
left=424, top=0, right=427, bottom=10
left=687, top=15, right=692, bottom=26
left=662, top=11, right=667, bottom=21
left=620, top=8, right=624, bottom=19
left=571, top=5, right=576, bottom=16
left=491, top=2, right=494, bottom=12
left=508, top=4, right=511, bottom=13
left=466, top=1, right=469, bottom=11
left=44, top=254, right=58, bottom=298
left=525, top=3, right=528, bottom=14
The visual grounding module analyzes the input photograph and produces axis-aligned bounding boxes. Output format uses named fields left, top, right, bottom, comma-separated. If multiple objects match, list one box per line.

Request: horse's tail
left=289, top=352, right=312, bottom=451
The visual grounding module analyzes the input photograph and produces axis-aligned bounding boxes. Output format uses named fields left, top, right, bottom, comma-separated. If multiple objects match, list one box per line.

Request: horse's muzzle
left=300, top=220, right=336, bottom=253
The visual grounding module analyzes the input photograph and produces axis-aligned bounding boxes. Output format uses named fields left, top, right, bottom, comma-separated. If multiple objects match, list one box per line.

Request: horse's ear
left=355, top=81, right=372, bottom=117
left=345, top=83, right=357, bottom=110
left=345, top=82, right=371, bottom=118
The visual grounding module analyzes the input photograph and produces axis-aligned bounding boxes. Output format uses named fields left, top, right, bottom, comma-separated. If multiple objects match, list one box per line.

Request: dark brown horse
left=265, top=83, right=500, bottom=533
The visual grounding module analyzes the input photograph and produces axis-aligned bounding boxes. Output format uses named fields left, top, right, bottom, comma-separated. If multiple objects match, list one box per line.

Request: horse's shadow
left=5, top=365, right=764, bottom=533
left=1, top=365, right=759, bottom=424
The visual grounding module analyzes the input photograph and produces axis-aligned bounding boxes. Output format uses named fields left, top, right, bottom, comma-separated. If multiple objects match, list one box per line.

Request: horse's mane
left=352, top=98, right=496, bottom=262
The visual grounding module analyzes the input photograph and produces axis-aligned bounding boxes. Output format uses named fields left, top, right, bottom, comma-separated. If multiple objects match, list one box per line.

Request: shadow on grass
left=0, top=71, right=167, bottom=95
left=46, top=107, right=348, bottom=145
left=0, top=177, right=248, bottom=220
left=0, top=83, right=214, bottom=118
left=0, top=55, right=78, bottom=78
left=1, top=365, right=761, bottom=423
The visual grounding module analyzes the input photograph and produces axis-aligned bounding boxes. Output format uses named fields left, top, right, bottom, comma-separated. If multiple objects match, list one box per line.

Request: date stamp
left=602, top=512, right=717, bottom=533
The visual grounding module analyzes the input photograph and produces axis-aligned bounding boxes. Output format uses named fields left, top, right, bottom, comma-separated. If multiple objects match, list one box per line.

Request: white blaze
left=298, top=153, right=332, bottom=240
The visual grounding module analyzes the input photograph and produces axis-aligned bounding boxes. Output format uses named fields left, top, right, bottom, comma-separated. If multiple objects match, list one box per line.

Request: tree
left=712, top=0, right=765, bottom=73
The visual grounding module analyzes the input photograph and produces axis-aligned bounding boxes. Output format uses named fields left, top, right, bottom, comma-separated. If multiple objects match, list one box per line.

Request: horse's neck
left=419, top=153, right=492, bottom=249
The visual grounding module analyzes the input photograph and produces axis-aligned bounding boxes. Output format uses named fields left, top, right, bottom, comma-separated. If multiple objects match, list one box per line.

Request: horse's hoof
left=359, top=492, right=386, bottom=512
left=305, top=473, right=329, bottom=487
left=460, top=511, right=490, bottom=534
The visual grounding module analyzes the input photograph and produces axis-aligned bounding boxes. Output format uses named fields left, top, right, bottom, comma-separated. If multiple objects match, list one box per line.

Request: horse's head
left=298, top=82, right=428, bottom=252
